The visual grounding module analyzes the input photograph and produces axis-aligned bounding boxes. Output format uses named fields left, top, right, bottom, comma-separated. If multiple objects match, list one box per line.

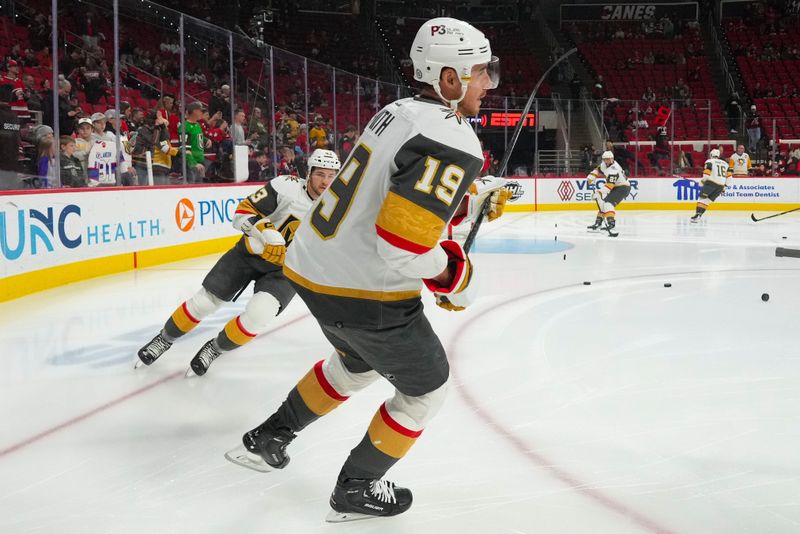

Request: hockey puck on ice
left=563, top=254, right=566, bottom=260
left=782, top=236, right=788, bottom=239
left=583, top=281, right=591, bottom=285
left=664, top=283, right=672, bottom=287
left=761, top=293, right=770, bottom=302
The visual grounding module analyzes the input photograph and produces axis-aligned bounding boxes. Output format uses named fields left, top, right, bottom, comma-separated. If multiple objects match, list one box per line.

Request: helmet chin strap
left=433, top=80, right=469, bottom=111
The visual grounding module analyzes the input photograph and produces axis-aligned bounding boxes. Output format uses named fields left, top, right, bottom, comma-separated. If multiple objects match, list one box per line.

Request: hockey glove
left=422, top=240, right=476, bottom=312
left=244, top=220, right=287, bottom=265
left=466, top=176, right=511, bottom=223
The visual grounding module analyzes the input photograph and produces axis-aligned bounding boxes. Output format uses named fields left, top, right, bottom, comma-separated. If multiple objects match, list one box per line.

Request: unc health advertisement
left=0, top=184, right=260, bottom=278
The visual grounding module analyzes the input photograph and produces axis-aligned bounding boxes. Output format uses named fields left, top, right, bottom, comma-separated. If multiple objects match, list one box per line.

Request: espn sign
left=490, top=112, right=535, bottom=127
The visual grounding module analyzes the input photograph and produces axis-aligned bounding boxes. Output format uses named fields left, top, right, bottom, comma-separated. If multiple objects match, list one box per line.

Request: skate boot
left=587, top=216, right=603, bottom=230
left=136, top=333, right=173, bottom=368
left=224, top=414, right=296, bottom=472
left=186, top=339, right=222, bottom=377
left=606, top=218, right=616, bottom=231
left=690, top=213, right=702, bottom=223
left=326, top=478, right=413, bottom=522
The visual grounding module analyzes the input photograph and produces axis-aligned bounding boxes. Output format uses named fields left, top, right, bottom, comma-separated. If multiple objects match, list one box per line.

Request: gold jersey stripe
left=375, top=191, right=444, bottom=251
left=283, top=266, right=421, bottom=302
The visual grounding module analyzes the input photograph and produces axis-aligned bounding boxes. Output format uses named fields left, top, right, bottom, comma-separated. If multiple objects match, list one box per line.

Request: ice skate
left=185, top=339, right=222, bottom=377
left=325, top=478, right=413, bottom=523
left=135, top=333, right=172, bottom=368
left=225, top=415, right=296, bottom=472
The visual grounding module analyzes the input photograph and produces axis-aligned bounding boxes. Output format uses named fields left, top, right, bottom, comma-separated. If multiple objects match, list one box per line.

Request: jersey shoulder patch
left=269, top=174, right=306, bottom=199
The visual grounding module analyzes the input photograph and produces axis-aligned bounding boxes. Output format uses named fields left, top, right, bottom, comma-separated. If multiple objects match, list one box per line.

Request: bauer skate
left=325, top=478, right=413, bottom=523
left=224, top=415, right=296, bottom=473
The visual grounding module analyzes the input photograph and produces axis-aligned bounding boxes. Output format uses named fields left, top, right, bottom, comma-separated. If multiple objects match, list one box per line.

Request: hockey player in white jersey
left=224, top=18, right=502, bottom=522
left=135, top=149, right=340, bottom=375
left=691, top=148, right=731, bottom=222
left=586, top=150, right=630, bottom=234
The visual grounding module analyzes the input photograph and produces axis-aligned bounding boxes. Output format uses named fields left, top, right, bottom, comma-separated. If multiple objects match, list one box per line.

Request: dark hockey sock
left=162, top=302, right=200, bottom=341
left=695, top=204, right=707, bottom=215
left=339, top=403, right=422, bottom=482
left=215, top=315, right=256, bottom=352
left=275, top=360, right=350, bottom=432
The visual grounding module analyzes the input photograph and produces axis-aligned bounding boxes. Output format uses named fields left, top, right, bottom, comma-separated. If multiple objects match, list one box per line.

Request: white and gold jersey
left=729, top=152, right=751, bottom=177
left=284, top=96, right=484, bottom=328
left=702, top=157, right=732, bottom=186
left=588, top=161, right=629, bottom=188
left=233, top=174, right=314, bottom=246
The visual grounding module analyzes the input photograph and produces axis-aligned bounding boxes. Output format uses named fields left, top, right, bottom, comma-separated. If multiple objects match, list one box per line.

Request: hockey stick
left=775, top=247, right=800, bottom=258
left=751, top=207, right=800, bottom=222
left=462, top=47, right=578, bottom=254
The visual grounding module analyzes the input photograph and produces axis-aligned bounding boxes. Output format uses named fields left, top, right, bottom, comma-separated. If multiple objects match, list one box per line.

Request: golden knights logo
left=441, top=108, right=464, bottom=124
left=278, top=215, right=300, bottom=244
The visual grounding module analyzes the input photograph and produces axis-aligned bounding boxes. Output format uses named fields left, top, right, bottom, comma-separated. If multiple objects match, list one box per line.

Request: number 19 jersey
left=284, top=96, right=484, bottom=329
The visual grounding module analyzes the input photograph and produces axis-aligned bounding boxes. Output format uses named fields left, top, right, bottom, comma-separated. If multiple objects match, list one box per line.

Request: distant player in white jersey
left=586, top=150, right=630, bottom=234
left=135, top=149, right=340, bottom=375
left=224, top=18, right=503, bottom=522
left=729, top=144, right=751, bottom=178
left=691, top=148, right=731, bottom=222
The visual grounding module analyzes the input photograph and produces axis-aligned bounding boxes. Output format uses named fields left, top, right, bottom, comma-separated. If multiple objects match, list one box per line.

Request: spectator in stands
left=59, top=136, right=86, bottom=188
left=90, top=112, right=110, bottom=142
left=276, top=144, right=303, bottom=176
left=746, top=104, right=762, bottom=153
left=2, top=59, right=25, bottom=110
left=21, top=74, right=42, bottom=112
left=582, top=144, right=598, bottom=172
left=648, top=127, right=670, bottom=175
left=642, top=86, right=656, bottom=103
left=232, top=109, right=247, bottom=146
left=286, top=112, right=300, bottom=145
left=248, top=149, right=273, bottom=182
left=309, top=119, right=329, bottom=149
left=210, top=84, right=231, bottom=122
left=118, top=101, right=132, bottom=134
left=74, top=118, right=93, bottom=174
left=129, top=108, right=144, bottom=131
left=157, top=94, right=180, bottom=146
left=37, top=136, right=57, bottom=185
left=77, top=12, right=104, bottom=49
left=248, top=106, right=269, bottom=149
left=183, top=101, right=209, bottom=183
left=606, top=141, right=641, bottom=174
left=57, top=80, right=78, bottom=136
left=296, top=123, right=308, bottom=154
left=132, top=111, right=177, bottom=185
left=0, top=84, right=20, bottom=188
left=338, top=125, right=357, bottom=160
left=726, top=92, right=742, bottom=133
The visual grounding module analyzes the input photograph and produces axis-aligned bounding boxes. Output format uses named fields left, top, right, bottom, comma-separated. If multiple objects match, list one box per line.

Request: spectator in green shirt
left=183, top=101, right=209, bottom=183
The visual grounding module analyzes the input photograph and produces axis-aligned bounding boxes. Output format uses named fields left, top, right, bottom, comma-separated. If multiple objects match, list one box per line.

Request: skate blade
left=184, top=367, right=197, bottom=378
left=224, top=444, right=272, bottom=473
left=134, top=359, right=145, bottom=369
left=325, top=509, right=381, bottom=523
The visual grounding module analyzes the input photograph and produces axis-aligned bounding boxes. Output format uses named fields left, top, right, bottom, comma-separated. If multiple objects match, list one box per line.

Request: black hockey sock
left=215, top=316, right=255, bottom=352
left=274, top=361, right=351, bottom=432
left=162, top=302, right=200, bottom=340
left=695, top=205, right=707, bottom=216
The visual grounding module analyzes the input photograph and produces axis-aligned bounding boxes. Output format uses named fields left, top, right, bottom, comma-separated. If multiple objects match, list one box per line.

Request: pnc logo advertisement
left=174, top=195, right=245, bottom=232
left=175, top=198, right=196, bottom=232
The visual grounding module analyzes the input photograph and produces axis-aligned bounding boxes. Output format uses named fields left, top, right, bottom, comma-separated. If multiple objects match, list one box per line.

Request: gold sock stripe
left=223, top=316, right=257, bottom=346
left=366, top=403, right=422, bottom=459
left=296, top=360, right=349, bottom=416
left=170, top=302, right=200, bottom=334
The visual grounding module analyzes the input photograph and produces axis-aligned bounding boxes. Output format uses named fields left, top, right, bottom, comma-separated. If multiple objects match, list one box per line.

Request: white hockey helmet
left=601, top=150, right=614, bottom=160
left=307, top=149, right=340, bottom=175
left=710, top=148, right=721, bottom=158
left=410, top=18, right=500, bottom=110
